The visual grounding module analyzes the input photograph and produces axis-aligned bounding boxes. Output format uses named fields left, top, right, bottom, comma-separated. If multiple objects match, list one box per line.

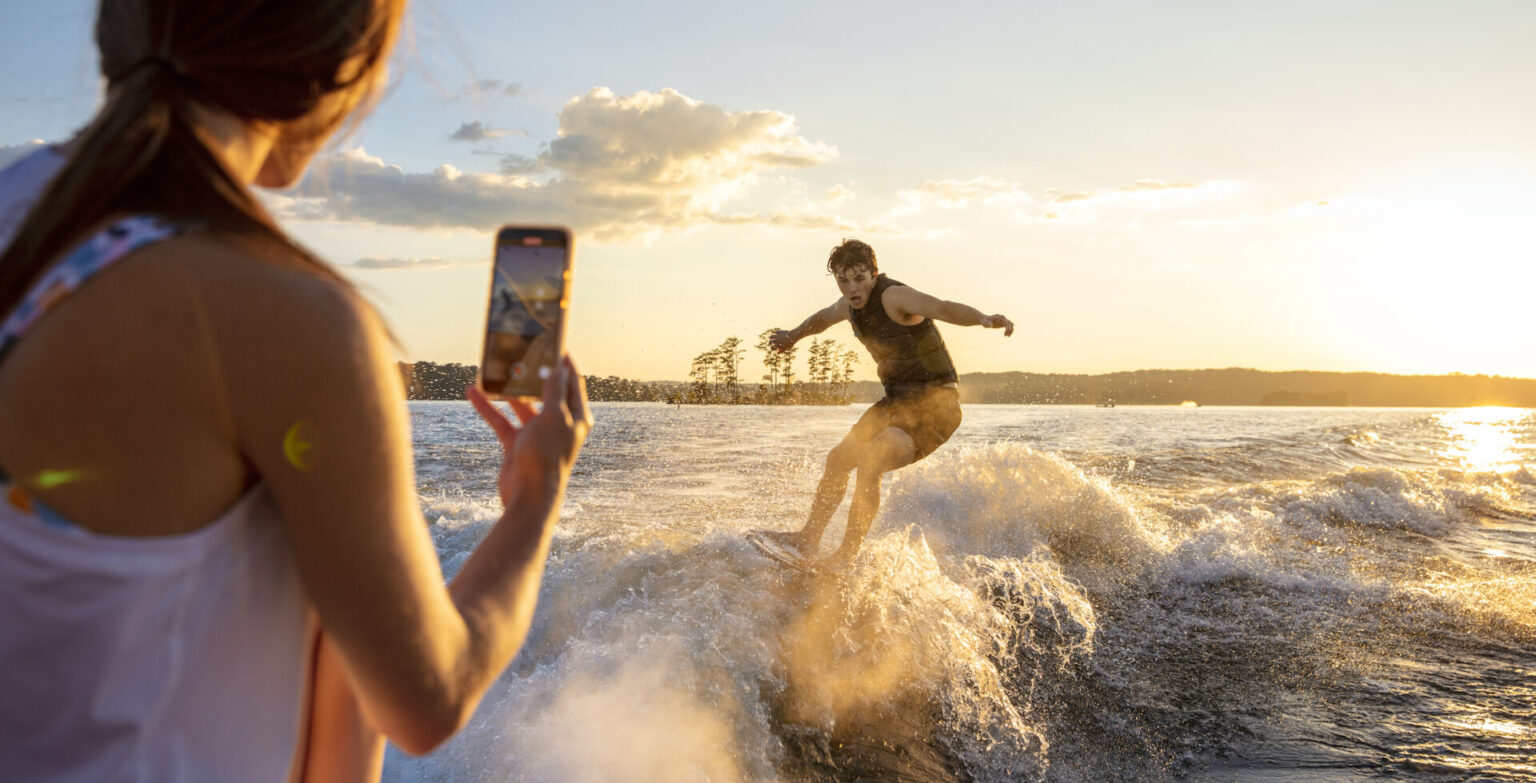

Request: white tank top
left=0, top=146, right=315, bottom=782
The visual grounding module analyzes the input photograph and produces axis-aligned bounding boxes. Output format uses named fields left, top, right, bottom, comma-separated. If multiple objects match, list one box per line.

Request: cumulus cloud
left=350, top=257, right=479, bottom=270
left=282, top=148, right=540, bottom=230
left=282, top=87, right=843, bottom=242
left=541, top=87, right=833, bottom=187
left=498, top=153, right=539, bottom=174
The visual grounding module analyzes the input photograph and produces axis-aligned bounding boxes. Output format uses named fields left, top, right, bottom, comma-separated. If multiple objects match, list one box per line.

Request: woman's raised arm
left=219, top=263, right=589, bottom=754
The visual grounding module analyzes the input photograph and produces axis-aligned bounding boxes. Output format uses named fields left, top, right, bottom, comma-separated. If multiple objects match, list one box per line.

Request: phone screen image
left=479, top=228, right=571, bottom=399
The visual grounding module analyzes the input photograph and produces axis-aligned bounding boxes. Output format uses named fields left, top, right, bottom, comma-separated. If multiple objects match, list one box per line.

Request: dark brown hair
left=827, top=238, right=877, bottom=276
left=0, top=0, right=405, bottom=319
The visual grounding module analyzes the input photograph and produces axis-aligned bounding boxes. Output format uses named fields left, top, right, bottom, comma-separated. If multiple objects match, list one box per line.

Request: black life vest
left=849, top=274, right=958, bottom=397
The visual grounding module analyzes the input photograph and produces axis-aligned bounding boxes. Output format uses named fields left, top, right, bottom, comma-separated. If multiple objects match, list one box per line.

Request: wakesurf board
left=747, top=530, right=821, bottom=575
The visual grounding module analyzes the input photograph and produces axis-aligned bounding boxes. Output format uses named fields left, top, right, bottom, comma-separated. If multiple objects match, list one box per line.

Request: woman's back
left=0, top=214, right=333, bottom=536
left=0, top=163, right=324, bottom=777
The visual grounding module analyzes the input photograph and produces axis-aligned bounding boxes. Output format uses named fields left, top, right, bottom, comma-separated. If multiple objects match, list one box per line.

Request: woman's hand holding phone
left=467, top=355, right=592, bottom=510
left=444, top=357, right=590, bottom=735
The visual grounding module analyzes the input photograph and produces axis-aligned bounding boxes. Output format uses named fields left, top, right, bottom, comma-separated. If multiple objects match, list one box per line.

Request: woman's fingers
left=563, top=357, right=592, bottom=430
left=466, top=384, right=518, bottom=447
left=506, top=398, right=538, bottom=425
left=540, top=356, right=570, bottom=418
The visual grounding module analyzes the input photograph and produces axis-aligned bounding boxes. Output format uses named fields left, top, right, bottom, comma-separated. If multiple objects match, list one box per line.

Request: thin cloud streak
left=449, top=121, right=518, bottom=142
left=894, top=176, right=1247, bottom=223
left=350, top=257, right=481, bottom=270
left=475, top=79, right=522, bottom=98
left=437, top=79, right=525, bottom=103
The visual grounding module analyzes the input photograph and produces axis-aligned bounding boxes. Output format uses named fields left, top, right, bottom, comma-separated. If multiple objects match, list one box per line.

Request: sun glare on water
left=1438, top=407, right=1530, bottom=472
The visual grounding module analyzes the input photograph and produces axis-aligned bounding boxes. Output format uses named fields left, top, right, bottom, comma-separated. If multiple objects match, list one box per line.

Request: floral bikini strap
left=0, top=215, right=181, bottom=490
left=0, top=215, right=181, bottom=364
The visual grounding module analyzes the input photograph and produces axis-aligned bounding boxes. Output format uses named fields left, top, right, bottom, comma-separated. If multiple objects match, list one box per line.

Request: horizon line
left=400, top=361, right=1536, bottom=385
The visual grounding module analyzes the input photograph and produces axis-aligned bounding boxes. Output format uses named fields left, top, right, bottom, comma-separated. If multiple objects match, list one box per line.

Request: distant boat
left=1095, top=401, right=1116, bottom=408
left=1179, top=400, right=1199, bottom=407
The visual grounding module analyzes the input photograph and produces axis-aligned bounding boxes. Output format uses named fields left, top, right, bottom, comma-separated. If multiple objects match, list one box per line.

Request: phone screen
left=479, top=227, right=571, bottom=399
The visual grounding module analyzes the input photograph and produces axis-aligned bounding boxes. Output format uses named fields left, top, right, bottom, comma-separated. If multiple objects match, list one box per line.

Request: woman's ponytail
left=0, top=0, right=403, bottom=319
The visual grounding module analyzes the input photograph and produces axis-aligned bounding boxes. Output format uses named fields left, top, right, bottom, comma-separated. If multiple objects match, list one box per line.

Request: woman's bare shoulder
left=123, top=233, right=405, bottom=446
left=129, top=232, right=382, bottom=343
left=118, top=232, right=398, bottom=412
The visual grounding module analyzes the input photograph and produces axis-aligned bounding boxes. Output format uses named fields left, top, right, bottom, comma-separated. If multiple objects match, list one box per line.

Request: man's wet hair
left=827, top=239, right=877, bottom=276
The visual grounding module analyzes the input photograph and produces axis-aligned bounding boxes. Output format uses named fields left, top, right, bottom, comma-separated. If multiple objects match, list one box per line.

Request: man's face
left=835, top=265, right=877, bottom=309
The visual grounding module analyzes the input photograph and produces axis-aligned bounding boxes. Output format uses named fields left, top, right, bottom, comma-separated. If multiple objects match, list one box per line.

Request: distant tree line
left=584, top=375, right=661, bottom=401
left=397, top=361, right=661, bottom=402
left=398, top=361, right=478, bottom=400
left=675, top=329, right=862, bottom=405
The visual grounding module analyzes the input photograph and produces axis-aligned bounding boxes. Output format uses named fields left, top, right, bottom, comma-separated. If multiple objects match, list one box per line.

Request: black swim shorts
left=849, top=384, right=962, bottom=461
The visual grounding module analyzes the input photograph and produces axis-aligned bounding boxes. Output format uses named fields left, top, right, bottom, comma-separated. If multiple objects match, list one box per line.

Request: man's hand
left=769, top=329, right=796, bottom=352
left=981, top=314, right=1014, bottom=337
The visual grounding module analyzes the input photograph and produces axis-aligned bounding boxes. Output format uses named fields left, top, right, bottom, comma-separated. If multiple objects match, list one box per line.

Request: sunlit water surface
left=385, top=404, right=1536, bottom=782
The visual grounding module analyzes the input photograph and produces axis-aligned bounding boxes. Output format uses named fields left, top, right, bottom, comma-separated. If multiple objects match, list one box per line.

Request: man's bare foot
left=818, top=547, right=857, bottom=571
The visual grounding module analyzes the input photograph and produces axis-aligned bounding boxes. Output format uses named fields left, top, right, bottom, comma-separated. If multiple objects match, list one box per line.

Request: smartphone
left=478, top=225, right=573, bottom=400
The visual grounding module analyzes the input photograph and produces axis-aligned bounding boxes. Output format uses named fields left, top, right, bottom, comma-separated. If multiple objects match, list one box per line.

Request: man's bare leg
left=767, top=441, right=857, bottom=555
left=825, top=427, right=916, bottom=568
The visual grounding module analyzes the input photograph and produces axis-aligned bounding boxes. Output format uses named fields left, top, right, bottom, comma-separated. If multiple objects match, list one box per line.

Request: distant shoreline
left=941, top=368, right=1536, bottom=408
left=398, top=363, right=1536, bottom=407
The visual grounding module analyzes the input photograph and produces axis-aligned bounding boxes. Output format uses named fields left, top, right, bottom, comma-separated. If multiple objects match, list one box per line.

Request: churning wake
left=387, top=405, right=1536, bottom=782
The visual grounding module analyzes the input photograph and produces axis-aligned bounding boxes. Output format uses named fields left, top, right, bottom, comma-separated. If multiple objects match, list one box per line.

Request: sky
left=2, top=0, right=1534, bottom=382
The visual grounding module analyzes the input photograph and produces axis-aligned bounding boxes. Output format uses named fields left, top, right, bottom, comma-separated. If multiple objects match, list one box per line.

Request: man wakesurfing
left=764, top=239, right=1014, bottom=570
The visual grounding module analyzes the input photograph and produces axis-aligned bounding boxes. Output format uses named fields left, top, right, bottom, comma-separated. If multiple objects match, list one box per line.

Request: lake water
left=384, top=402, right=1536, bottom=782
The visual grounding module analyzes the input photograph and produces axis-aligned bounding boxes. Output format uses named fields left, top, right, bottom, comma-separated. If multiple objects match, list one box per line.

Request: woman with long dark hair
left=0, top=2, right=591, bottom=780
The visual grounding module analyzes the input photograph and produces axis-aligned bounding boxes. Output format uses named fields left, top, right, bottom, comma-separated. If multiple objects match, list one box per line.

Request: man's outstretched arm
left=884, top=286, right=1014, bottom=336
left=771, top=299, right=850, bottom=351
